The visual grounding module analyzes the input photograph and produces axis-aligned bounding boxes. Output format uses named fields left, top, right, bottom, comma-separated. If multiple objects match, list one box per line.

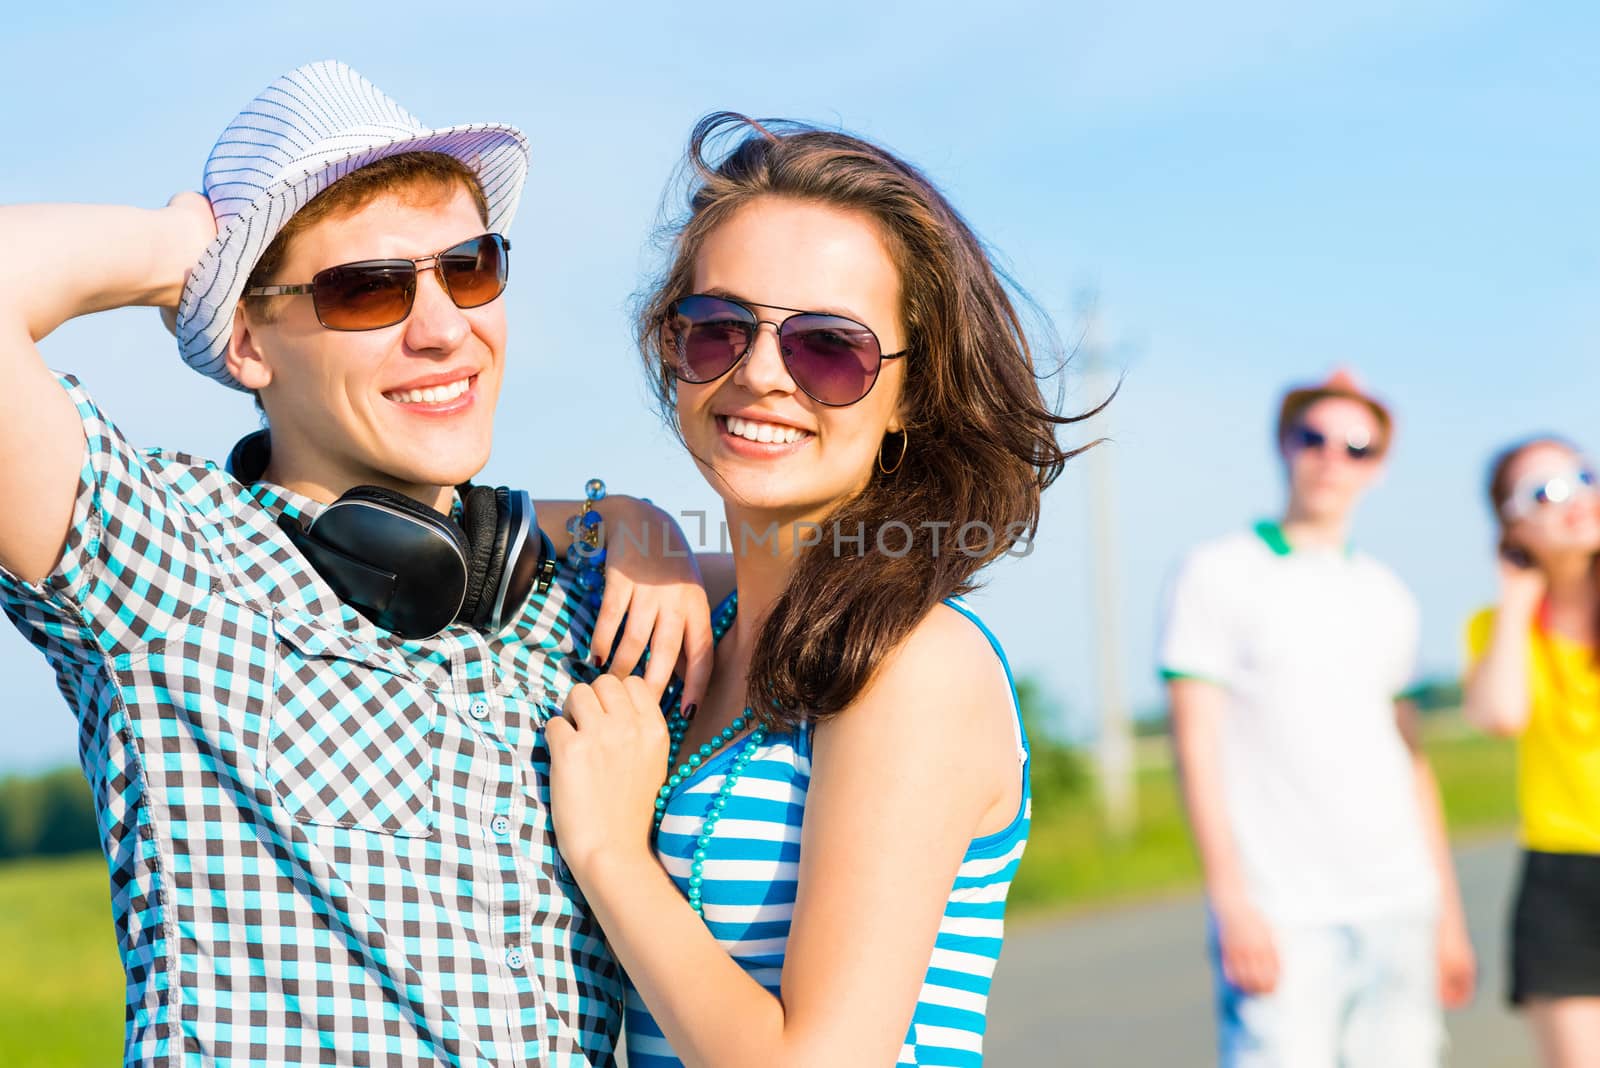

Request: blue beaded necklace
left=654, top=591, right=767, bottom=918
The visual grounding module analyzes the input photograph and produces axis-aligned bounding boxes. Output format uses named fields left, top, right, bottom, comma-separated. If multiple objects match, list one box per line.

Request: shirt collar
left=227, top=428, right=465, bottom=524
left=1255, top=519, right=1356, bottom=559
left=1254, top=519, right=1294, bottom=557
left=246, top=479, right=320, bottom=526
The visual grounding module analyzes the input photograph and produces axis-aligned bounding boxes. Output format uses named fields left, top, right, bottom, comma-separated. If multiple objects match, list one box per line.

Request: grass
left=0, top=853, right=124, bottom=1068
left=0, top=723, right=1516, bottom=1064
left=1010, top=721, right=1520, bottom=918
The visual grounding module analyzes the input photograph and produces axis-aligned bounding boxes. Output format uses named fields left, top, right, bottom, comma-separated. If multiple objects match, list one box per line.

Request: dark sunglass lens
left=313, top=262, right=416, bottom=329
left=667, top=296, right=755, bottom=383
left=780, top=315, right=881, bottom=405
left=438, top=235, right=509, bottom=309
left=1294, top=427, right=1327, bottom=450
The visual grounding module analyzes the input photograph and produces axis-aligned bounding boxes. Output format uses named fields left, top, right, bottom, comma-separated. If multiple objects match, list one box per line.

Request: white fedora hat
left=176, top=60, right=530, bottom=390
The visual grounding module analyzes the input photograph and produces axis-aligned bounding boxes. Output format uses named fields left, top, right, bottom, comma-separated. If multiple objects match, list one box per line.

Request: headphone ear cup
left=293, top=485, right=471, bottom=639
left=339, top=485, right=470, bottom=551
left=459, top=485, right=513, bottom=628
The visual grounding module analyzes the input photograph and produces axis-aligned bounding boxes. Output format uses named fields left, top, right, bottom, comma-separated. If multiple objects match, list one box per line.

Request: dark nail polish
left=685, top=703, right=698, bottom=719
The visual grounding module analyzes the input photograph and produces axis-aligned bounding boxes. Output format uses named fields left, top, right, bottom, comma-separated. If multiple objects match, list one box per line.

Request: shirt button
left=491, top=815, right=511, bottom=837
left=469, top=699, right=490, bottom=720
left=506, top=947, right=525, bottom=971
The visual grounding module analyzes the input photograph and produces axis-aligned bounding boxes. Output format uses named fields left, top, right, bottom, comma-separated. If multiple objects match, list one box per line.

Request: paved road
left=987, top=839, right=1529, bottom=1066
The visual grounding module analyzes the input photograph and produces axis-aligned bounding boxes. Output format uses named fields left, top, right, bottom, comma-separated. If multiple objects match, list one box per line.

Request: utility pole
left=1078, top=290, right=1135, bottom=839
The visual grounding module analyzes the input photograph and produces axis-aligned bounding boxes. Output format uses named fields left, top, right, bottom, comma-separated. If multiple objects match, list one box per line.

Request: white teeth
left=725, top=416, right=807, bottom=444
left=388, top=377, right=471, bottom=405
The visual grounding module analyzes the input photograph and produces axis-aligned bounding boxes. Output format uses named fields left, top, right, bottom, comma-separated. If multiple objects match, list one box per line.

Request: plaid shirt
left=0, top=376, right=622, bottom=1067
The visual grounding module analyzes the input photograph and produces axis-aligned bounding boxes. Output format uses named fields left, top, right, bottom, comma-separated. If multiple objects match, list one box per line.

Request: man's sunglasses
left=1286, top=425, right=1380, bottom=462
left=1503, top=465, right=1598, bottom=522
left=662, top=293, right=908, bottom=407
left=243, top=233, right=510, bottom=331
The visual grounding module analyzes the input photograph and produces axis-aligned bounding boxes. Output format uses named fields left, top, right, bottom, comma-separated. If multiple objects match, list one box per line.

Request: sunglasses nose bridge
left=738, top=317, right=785, bottom=356
left=733, top=318, right=798, bottom=393
left=402, top=261, right=471, bottom=348
left=411, top=253, right=451, bottom=297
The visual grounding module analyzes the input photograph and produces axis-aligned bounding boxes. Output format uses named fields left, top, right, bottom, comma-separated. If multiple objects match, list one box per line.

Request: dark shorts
left=1510, top=849, right=1600, bottom=1005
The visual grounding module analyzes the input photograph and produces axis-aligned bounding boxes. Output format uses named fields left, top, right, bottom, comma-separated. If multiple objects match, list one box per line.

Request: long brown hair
left=637, top=113, right=1104, bottom=729
left=1488, top=435, right=1600, bottom=647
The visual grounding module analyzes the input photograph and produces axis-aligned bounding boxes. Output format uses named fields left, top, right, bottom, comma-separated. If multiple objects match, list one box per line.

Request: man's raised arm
left=0, top=194, right=215, bottom=582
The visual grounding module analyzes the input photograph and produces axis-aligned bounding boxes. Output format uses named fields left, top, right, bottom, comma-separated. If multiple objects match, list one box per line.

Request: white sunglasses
left=1503, top=465, right=1599, bottom=522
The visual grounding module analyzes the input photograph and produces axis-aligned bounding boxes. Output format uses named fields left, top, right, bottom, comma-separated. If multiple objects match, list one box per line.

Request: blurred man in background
left=1159, top=370, right=1476, bottom=1066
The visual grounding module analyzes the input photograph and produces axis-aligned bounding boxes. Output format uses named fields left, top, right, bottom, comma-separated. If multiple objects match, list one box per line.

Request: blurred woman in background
left=1465, top=436, right=1600, bottom=1068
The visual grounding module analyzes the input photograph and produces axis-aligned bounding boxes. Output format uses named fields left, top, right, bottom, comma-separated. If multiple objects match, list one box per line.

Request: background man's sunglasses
left=1287, top=424, right=1380, bottom=462
left=244, top=233, right=510, bottom=331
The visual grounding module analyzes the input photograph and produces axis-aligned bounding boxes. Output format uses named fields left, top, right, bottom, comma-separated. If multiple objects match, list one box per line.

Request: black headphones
left=227, top=430, right=555, bottom=640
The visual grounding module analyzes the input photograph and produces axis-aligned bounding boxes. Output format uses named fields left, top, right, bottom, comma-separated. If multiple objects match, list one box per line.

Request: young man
left=0, top=62, right=711, bottom=1066
left=1160, top=370, right=1477, bottom=1066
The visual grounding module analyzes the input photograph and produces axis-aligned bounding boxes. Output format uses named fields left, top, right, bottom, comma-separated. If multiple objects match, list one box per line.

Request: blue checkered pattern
left=0, top=375, right=622, bottom=1066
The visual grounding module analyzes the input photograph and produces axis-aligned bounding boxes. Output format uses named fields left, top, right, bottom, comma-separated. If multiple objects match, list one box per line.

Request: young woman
left=544, top=113, right=1086, bottom=1066
left=1464, top=436, right=1600, bottom=1068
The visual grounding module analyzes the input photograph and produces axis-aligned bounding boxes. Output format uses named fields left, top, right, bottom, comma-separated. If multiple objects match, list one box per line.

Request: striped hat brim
left=177, top=123, right=529, bottom=391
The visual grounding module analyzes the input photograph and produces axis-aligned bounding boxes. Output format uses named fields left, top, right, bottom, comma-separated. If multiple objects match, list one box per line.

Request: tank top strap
left=942, top=596, right=1029, bottom=765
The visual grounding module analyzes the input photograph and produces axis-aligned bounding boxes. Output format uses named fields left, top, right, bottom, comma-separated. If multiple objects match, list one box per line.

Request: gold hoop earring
left=878, top=427, right=909, bottom=475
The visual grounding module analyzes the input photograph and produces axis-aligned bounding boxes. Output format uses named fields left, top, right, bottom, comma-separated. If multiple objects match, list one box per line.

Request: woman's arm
left=547, top=604, right=1020, bottom=1068
left=1461, top=561, right=1544, bottom=736
left=532, top=495, right=714, bottom=708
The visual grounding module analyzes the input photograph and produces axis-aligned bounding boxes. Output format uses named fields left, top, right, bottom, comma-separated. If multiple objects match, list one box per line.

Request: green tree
left=1015, top=676, right=1089, bottom=812
left=0, top=767, right=98, bottom=858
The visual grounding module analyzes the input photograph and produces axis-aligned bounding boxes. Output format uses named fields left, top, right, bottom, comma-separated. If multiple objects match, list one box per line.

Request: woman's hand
left=546, top=674, right=670, bottom=882
left=590, top=497, right=713, bottom=709
left=1495, top=550, right=1546, bottom=616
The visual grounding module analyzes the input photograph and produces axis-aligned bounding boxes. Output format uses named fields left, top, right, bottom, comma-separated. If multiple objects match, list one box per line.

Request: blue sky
left=0, top=1, right=1595, bottom=768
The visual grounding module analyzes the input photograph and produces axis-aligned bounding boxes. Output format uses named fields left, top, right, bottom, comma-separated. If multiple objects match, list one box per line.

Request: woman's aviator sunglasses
left=1503, top=465, right=1598, bottom=522
left=663, top=293, right=908, bottom=407
left=243, top=233, right=511, bottom=331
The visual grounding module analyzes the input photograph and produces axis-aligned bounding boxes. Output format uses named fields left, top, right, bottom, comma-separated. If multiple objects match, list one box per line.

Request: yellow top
left=1468, top=607, right=1600, bottom=853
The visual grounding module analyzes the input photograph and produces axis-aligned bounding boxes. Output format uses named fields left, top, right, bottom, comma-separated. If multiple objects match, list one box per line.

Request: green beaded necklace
left=653, top=592, right=767, bottom=917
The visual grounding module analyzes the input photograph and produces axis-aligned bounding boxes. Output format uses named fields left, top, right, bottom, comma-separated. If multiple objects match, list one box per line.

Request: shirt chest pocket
left=267, top=613, right=438, bottom=837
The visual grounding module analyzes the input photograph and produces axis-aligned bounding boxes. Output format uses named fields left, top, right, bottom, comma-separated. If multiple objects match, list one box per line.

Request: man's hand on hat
left=157, top=191, right=218, bottom=337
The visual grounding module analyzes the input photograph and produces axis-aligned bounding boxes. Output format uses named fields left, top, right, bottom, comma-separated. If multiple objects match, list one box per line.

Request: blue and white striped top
left=624, top=595, right=1031, bottom=1066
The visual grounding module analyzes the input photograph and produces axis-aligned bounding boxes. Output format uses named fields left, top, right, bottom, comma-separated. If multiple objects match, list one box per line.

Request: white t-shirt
left=1158, top=522, right=1438, bottom=925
